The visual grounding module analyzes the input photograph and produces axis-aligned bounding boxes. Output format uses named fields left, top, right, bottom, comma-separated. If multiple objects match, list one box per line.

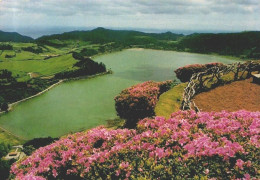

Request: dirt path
left=193, top=78, right=260, bottom=112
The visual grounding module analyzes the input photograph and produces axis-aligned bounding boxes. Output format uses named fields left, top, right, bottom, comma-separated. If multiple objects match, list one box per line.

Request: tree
left=1, top=102, right=8, bottom=112
left=22, top=145, right=35, bottom=156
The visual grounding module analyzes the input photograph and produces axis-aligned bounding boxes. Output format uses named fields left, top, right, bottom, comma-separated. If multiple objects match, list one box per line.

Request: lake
left=0, top=49, right=237, bottom=139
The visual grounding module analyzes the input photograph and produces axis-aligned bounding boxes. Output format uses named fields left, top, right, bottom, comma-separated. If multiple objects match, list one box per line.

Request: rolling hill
left=177, top=31, right=260, bottom=58
left=0, top=30, right=34, bottom=42
left=36, top=27, right=184, bottom=45
left=1, top=28, right=260, bottom=59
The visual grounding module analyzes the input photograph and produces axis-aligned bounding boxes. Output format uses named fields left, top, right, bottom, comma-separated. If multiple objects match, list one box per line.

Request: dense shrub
left=72, top=52, right=84, bottom=61
left=174, top=62, right=224, bottom=82
left=24, top=137, right=58, bottom=149
left=5, top=54, right=16, bottom=58
left=55, top=57, right=106, bottom=79
left=0, top=143, right=12, bottom=180
left=11, top=110, right=260, bottom=179
left=22, top=46, right=43, bottom=54
left=0, top=143, right=10, bottom=158
left=0, top=159, right=15, bottom=180
left=114, top=80, right=173, bottom=127
left=22, top=137, right=58, bottom=156
left=0, top=102, right=8, bottom=112
left=0, top=43, right=13, bottom=50
left=80, top=48, right=99, bottom=57
left=0, top=69, right=13, bottom=79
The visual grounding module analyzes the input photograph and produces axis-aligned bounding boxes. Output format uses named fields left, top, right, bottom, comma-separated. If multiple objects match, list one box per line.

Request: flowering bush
left=11, top=110, right=260, bottom=179
left=174, top=62, right=225, bottom=82
left=114, top=80, right=173, bottom=127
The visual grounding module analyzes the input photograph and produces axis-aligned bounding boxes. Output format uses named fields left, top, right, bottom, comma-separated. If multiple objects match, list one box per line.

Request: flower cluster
left=174, top=62, right=225, bottom=82
left=114, top=80, right=172, bottom=124
left=11, top=110, right=259, bottom=179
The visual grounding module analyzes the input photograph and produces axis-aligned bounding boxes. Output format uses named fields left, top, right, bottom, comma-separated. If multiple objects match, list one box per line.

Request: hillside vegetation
left=36, top=27, right=184, bottom=46
left=177, top=31, right=260, bottom=59
left=0, top=31, right=33, bottom=42
left=1, top=28, right=260, bottom=60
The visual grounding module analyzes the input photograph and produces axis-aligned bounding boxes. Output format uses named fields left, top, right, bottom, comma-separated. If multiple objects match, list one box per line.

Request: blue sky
left=0, top=0, right=259, bottom=37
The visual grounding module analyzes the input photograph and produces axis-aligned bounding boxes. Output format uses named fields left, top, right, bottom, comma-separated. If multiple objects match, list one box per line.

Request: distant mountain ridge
left=0, top=30, right=34, bottom=42
left=36, top=27, right=184, bottom=44
left=1, top=27, right=259, bottom=59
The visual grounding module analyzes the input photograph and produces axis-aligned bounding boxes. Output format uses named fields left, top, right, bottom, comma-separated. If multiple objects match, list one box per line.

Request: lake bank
left=0, top=70, right=112, bottom=115
left=0, top=49, right=238, bottom=139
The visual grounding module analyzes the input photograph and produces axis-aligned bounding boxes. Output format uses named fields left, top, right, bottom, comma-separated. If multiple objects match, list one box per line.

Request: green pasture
left=0, top=53, right=77, bottom=79
left=155, top=83, right=187, bottom=118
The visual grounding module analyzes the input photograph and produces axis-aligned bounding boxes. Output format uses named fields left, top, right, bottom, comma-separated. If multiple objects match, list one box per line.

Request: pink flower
left=138, top=168, right=143, bottom=172
left=115, top=169, right=121, bottom=176
left=126, top=171, right=131, bottom=178
left=236, top=159, right=245, bottom=170
left=120, top=162, right=129, bottom=169
left=244, top=173, right=250, bottom=180
left=52, top=169, right=58, bottom=178
left=10, top=110, right=260, bottom=179
left=246, top=161, right=252, bottom=167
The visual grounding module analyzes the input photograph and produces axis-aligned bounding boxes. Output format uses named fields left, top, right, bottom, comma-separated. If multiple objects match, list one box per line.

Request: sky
left=0, top=0, right=259, bottom=38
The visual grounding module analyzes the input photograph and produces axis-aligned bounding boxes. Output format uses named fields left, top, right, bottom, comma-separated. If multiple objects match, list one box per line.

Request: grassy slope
left=0, top=50, right=77, bottom=81
left=0, top=54, right=77, bottom=79
left=0, top=41, right=104, bottom=80
left=0, top=129, right=25, bottom=145
left=155, top=83, right=187, bottom=119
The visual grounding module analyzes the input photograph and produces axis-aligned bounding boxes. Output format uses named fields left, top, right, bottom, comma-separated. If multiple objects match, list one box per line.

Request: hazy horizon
left=1, top=26, right=244, bottom=39
left=0, top=0, right=259, bottom=38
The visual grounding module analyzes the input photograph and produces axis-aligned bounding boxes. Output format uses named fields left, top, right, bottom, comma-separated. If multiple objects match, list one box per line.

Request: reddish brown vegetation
left=194, top=78, right=260, bottom=112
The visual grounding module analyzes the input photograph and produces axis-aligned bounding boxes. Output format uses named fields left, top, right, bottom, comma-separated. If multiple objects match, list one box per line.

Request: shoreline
left=0, top=48, right=243, bottom=141
left=100, top=47, right=244, bottom=62
left=0, top=70, right=112, bottom=141
left=0, top=70, right=112, bottom=116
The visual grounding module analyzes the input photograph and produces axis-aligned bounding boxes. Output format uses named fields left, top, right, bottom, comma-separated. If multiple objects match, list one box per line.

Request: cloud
left=1, top=0, right=259, bottom=16
left=0, top=0, right=259, bottom=32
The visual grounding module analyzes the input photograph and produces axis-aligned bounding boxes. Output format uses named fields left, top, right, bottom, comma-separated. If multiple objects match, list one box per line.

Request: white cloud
left=0, top=0, right=259, bottom=33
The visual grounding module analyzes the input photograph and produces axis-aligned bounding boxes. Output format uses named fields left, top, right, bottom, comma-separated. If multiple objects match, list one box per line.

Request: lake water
left=0, top=49, right=237, bottom=139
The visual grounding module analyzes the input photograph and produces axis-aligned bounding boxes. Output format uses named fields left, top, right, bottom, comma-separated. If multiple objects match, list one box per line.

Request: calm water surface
left=0, top=49, right=237, bottom=139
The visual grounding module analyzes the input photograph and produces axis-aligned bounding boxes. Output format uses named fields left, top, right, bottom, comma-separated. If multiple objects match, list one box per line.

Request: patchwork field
left=0, top=42, right=104, bottom=81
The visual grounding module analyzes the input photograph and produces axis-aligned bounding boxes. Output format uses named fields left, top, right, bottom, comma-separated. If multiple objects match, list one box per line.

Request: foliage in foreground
left=0, top=143, right=14, bottom=179
left=114, top=80, right=173, bottom=127
left=11, top=110, right=260, bottom=179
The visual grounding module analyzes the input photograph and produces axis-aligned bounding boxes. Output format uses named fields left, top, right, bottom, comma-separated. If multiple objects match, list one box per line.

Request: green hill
left=36, top=28, right=260, bottom=59
left=177, top=31, right=260, bottom=59
left=0, top=30, right=34, bottom=42
left=36, top=27, right=184, bottom=46
left=2, top=28, right=259, bottom=59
